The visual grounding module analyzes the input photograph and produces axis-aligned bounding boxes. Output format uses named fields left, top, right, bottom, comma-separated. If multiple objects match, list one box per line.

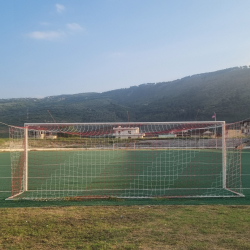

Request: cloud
left=55, top=4, right=65, bottom=13
left=66, top=23, right=83, bottom=31
left=27, top=31, right=64, bottom=40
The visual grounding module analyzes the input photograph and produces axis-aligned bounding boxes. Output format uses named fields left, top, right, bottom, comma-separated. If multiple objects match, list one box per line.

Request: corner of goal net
left=5, top=191, right=25, bottom=201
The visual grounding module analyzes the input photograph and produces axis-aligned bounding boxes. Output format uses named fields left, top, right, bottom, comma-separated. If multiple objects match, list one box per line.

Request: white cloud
left=66, top=23, right=83, bottom=31
left=56, top=4, right=65, bottom=13
left=27, top=31, right=64, bottom=40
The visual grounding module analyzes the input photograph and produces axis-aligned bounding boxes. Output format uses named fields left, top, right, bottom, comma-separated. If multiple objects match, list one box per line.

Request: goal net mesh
left=7, top=121, right=244, bottom=200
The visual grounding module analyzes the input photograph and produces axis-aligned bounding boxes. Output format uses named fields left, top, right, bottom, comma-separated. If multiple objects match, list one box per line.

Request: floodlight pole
left=24, top=126, right=28, bottom=192
left=222, top=122, right=226, bottom=189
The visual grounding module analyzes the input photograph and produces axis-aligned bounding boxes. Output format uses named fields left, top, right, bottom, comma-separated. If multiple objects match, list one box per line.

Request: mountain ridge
left=0, top=66, right=250, bottom=137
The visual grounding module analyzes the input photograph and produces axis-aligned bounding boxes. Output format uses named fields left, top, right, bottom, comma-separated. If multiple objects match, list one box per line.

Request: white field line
left=1, top=189, right=250, bottom=192
left=0, top=174, right=226, bottom=179
left=5, top=188, right=237, bottom=192
left=0, top=147, right=236, bottom=152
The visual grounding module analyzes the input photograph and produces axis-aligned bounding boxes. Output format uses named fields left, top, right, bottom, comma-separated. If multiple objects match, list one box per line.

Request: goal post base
left=5, top=188, right=245, bottom=201
left=5, top=191, right=25, bottom=200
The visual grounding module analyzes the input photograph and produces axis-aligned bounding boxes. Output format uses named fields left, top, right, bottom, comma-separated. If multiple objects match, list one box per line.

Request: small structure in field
left=241, top=119, right=250, bottom=136
left=29, top=130, right=57, bottom=139
left=226, top=129, right=242, bottom=138
left=113, top=126, right=145, bottom=139
left=203, top=130, right=215, bottom=138
left=175, top=130, right=190, bottom=137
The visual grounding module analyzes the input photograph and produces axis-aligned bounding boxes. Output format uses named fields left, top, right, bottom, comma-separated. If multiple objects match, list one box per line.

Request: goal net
left=7, top=121, right=244, bottom=200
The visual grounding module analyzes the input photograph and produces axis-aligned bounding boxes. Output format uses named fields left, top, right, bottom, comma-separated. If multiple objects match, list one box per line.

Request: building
left=29, top=130, right=57, bottom=139
left=202, top=130, right=215, bottom=138
left=226, top=129, right=242, bottom=138
left=175, top=130, right=190, bottom=137
left=241, top=119, right=250, bottom=136
left=113, top=126, right=145, bottom=139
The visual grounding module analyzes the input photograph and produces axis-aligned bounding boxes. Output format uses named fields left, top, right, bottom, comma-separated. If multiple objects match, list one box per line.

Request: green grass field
left=0, top=149, right=250, bottom=206
left=25, top=148, right=229, bottom=199
left=0, top=150, right=250, bottom=249
left=1, top=205, right=250, bottom=249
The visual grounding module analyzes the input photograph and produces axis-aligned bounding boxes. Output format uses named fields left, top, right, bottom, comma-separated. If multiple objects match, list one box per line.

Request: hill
left=1, top=66, right=250, bottom=137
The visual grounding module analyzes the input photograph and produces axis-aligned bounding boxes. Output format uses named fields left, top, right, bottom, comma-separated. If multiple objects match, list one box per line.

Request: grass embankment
left=0, top=205, right=250, bottom=249
left=0, top=138, right=9, bottom=149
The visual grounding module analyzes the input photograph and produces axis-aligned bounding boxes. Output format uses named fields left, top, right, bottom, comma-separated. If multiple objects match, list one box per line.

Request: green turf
left=15, top=149, right=233, bottom=199
left=0, top=152, right=11, bottom=193
left=0, top=149, right=250, bottom=207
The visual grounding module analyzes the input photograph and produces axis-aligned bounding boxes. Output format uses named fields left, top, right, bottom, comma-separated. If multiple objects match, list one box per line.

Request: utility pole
left=47, top=110, right=56, bottom=123
left=127, top=111, right=129, bottom=123
left=127, top=111, right=130, bottom=127
left=195, top=109, right=200, bottom=121
left=27, top=108, right=29, bottom=121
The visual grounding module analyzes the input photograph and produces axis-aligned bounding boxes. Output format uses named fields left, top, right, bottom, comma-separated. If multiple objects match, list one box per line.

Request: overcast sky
left=1, top=0, right=250, bottom=99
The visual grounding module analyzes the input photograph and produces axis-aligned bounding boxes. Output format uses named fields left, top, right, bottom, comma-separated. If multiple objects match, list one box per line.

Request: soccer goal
left=7, top=121, right=244, bottom=200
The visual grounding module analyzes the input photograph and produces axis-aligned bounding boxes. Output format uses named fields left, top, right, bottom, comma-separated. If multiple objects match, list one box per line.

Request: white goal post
left=7, top=121, right=244, bottom=200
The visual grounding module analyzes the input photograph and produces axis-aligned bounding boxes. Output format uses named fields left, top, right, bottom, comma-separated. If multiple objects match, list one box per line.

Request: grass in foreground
left=0, top=205, right=250, bottom=250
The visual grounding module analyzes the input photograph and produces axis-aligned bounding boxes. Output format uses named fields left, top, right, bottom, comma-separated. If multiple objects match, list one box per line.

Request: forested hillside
left=1, top=66, right=250, bottom=137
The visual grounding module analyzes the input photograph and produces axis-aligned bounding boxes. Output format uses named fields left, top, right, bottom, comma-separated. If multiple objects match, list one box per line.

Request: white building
left=113, top=126, right=145, bottom=139
left=241, top=119, right=250, bottom=136
left=29, top=130, right=57, bottom=139
left=203, top=131, right=214, bottom=137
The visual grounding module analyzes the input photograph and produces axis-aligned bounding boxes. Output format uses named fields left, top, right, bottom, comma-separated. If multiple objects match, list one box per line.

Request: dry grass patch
left=0, top=205, right=250, bottom=249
